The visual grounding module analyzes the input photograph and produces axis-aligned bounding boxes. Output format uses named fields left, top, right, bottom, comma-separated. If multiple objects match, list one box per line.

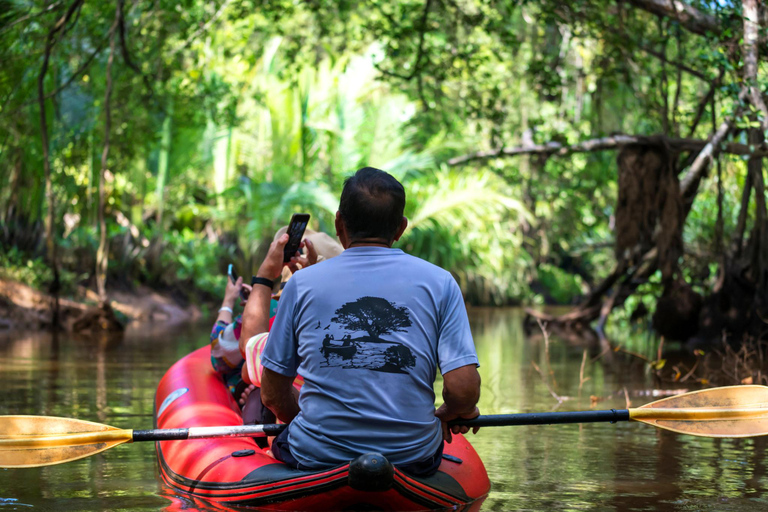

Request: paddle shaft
left=0, top=411, right=631, bottom=448
left=10, top=404, right=763, bottom=449
left=450, top=409, right=630, bottom=428
left=135, top=406, right=768, bottom=438
left=142, top=411, right=631, bottom=440
left=4, top=386, right=768, bottom=468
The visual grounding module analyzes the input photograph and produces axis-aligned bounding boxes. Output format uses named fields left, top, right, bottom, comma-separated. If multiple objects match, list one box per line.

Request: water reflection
left=0, top=310, right=765, bottom=511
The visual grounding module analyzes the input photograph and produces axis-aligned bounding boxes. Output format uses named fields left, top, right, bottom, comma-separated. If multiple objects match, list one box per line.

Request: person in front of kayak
left=212, top=230, right=335, bottom=421
left=209, top=273, right=284, bottom=431
left=210, top=276, right=252, bottom=399
left=240, top=166, right=481, bottom=477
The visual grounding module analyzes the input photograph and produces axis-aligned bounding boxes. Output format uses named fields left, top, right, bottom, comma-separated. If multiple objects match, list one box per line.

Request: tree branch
left=636, top=45, right=709, bottom=81
left=625, top=0, right=719, bottom=36
left=446, top=132, right=763, bottom=166
left=0, top=35, right=109, bottom=118
left=374, top=0, right=433, bottom=82
left=686, top=68, right=723, bottom=138
left=679, top=89, right=748, bottom=196
left=0, top=1, right=64, bottom=36
left=118, top=0, right=141, bottom=73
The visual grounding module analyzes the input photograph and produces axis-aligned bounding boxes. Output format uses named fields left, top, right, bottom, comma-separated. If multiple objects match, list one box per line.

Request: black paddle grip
left=449, top=409, right=631, bottom=428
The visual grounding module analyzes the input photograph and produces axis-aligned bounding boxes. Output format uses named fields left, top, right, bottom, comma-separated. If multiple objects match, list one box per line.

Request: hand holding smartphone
left=227, top=264, right=249, bottom=301
left=283, top=213, right=310, bottom=263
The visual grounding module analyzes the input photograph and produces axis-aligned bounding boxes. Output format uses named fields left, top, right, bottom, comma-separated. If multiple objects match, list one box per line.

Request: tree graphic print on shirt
left=319, top=296, right=417, bottom=374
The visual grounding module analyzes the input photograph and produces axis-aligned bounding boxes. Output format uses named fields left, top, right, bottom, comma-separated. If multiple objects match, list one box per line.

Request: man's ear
left=335, top=211, right=350, bottom=249
left=392, top=216, right=408, bottom=242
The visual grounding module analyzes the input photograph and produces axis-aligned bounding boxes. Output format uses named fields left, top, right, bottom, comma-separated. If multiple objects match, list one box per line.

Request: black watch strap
left=251, top=276, right=276, bottom=288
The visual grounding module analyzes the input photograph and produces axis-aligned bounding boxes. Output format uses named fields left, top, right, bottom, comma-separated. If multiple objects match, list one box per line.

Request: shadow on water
left=0, top=309, right=766, bottom=511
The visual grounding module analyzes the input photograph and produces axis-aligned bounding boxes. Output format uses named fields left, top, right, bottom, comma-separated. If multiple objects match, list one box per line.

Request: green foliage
left=0, top=0, right=760, bottom=309
left=535, top=263, right=585, bottom=305
left=0, top=248, right=55, bottom=291
left=0, top=247, right=79, bottom=295
left=159, top=229, right=233, bottom=295
left=401, top=168, right=532, bottom=303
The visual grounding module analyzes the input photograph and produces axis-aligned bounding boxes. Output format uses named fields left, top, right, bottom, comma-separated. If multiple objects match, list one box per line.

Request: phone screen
left=283, top=213, right=310, bottom=263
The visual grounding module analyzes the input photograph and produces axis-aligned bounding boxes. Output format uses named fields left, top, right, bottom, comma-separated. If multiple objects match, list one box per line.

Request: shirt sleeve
left=260, top=277, right=301, bottom=377
left=244, top=332, right=270, bottom=386
left=210, top=320, right=228, bottom=344
left=210, top=320, right=232, bottom=373
left=437, top=273, right=479, bottom=375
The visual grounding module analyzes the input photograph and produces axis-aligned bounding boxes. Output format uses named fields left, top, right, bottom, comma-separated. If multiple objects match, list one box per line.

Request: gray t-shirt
left=261, top=246, right=479, bottom=468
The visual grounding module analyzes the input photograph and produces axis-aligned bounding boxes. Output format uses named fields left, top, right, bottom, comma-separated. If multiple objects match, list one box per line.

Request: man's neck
left=347, top=237, right=392, bottom=248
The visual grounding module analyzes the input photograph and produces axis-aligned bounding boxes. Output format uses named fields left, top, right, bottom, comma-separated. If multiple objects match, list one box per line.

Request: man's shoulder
left=398, top=252, right=451, bottom=275
left=287, top=257, right=334, bottom=284
left=291, top=249, right=453, bottom=283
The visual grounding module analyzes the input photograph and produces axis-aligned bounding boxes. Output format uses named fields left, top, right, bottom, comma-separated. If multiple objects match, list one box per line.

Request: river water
left=0, top=308, right=766, bottom=511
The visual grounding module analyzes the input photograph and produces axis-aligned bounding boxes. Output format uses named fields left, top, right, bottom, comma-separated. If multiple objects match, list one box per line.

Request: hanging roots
left=615, top=144, right=683, bottom=280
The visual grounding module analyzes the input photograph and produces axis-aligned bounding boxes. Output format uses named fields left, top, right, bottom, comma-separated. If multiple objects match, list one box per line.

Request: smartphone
left=227, top=264, right=249, bottom=300
left=283, top=213, right=310, bottom=263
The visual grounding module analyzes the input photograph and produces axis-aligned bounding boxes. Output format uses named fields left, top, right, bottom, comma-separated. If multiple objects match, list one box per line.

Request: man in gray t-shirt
left=242, top=167, right=481, bottom=475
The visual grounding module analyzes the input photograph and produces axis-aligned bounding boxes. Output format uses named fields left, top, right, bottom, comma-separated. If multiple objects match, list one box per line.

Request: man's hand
left=435, top=404, right=480, bottom=443
left=261, top=368, right=300, bottom=423
left=257, top=234, right=290, bottom=280
left=437, top=364, right=481, bottom=443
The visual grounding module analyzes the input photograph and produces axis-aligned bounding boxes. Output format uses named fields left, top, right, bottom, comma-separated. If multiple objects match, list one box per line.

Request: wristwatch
left=251, top=276, right=276, bottom=288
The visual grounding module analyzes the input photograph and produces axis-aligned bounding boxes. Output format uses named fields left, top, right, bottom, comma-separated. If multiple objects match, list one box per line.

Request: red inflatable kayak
left=154, top=346, right=490, bottom=510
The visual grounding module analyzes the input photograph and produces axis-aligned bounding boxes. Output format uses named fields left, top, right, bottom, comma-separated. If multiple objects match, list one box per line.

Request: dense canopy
left=0, top=0, right=766, bottom=345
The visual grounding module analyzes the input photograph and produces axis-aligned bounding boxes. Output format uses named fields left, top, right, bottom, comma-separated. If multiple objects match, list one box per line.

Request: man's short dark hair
left=339, top=167, right=406, bottom=242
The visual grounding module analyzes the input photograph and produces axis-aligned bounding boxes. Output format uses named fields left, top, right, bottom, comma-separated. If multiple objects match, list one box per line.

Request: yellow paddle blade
left=0, top=415, right=133, bottom=468
left=629, top=385, right=768, bottom=438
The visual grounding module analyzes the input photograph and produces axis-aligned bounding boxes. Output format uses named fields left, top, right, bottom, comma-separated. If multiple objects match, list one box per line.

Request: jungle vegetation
left=0, top=0, right=766, bottom=349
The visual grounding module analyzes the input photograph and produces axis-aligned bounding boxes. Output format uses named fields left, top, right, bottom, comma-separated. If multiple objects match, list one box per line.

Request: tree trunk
left=743, top=0, right=768, bottom=131
left=96, top=15, right=118, bottom=303
left=155, top=99, right=173, bottom=229
left=714, top=93, right=724, bottom=254
left=37, top=0, right=83, bottom=329
left=4, top=147, right=22, bottom=222
left=39, top=21, right=58, bottom=326
left=748, top=129, right=768, bottom=311
left=743, top=0, right=768, bottom=317
left=733, top=170, right=753, bottom=258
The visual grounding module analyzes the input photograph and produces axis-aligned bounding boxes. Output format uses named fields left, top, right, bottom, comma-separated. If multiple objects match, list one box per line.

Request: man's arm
left=435, top=364, right=481, bottom=442
left=240, top=234, right=318, bottom=354
left=240, top=234, right=291, bottom=356
left=261, top=367, right=300, bottom=423
left=239, top=284, right=273, bottom=356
